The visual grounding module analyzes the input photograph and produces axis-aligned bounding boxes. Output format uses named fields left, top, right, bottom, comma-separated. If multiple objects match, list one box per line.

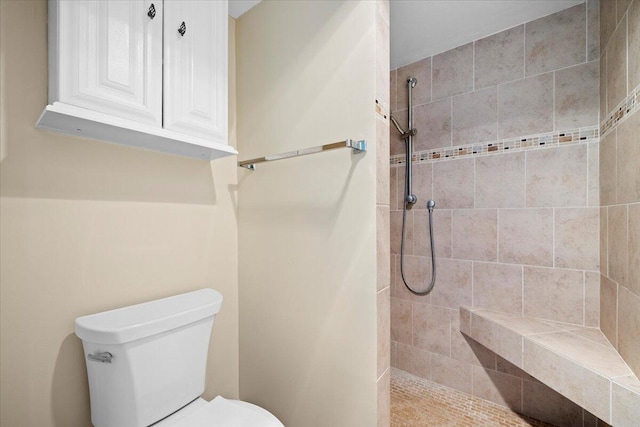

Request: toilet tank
left=75, top=289, right=223, bottom=427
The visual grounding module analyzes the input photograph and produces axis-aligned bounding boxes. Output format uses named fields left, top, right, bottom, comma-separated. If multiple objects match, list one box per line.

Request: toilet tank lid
left=75, top=289, right=223, bottom=345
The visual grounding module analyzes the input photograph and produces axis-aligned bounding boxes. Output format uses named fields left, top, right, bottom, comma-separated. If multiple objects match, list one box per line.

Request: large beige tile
left=376, top=118, right=390, bottom=206
left=397, top=57, right=431, bottom=108
left=475, top=152, right=526, bottom=208
left=413, top=98, right=452, bottom=151
left=390, top=109, right=407, bottom=156
left=587, top=0, right=600, bottom=62
left=499, top=208, right=553, bottom=267
left=522, top=380, right=587, bottom=427
left=474, top=25, right=524, bottom=89
left=430, top=258, right=472, bottom=309
left=616, top=111, right=640, bottom=204
left=600, top=51, right=608, bottom=118
left=473, top=262, right=523, bottom=315
left=523, top=267, right=584, bottom=324
left=412, top=163, right=433, bottom=208
left=472, top=366, right=522, bottom=411
left=618, top=0, right=633, bottom=22
left=496, top=356, right=537, bottom=382
left=525, top=3, right=586, bottom=76
left=430, top=353, right=473, bottom=394
left=395, top=342, right=430, bottom=379
left=608, top=204, right=628, bottom=287
left=599, top=130, right=617, bottom=206
left=523, top=340, right=611, bottom=422
left=377, top=368, right=390, bottom=427
left=526, top=144, right=588, bottom=208
left=391, top=297, right=412, bottom=345
left=452, top=87, right=497, bottom=145
left=600, top=274, right=618, bottom=347
left=451, top=310, right=496, bottom=369
left=498, top=73, right=554, bottom=138
left=390, top=166, right=398, bottom=211
left=601, top=207, right=608, bottom=277
left=606, top=17, right=627, bottom=110
left=611, top=375, right=640, bottom=427
left=554, top=208, right=600, bottom=270
left=588, top=142, right=599, bottom=207
left=415, top=208, right=451, bottom=259
left=555, top=61, right=600, bottom=130
left=452, top=209, right=497, bottom=262
left=378, top=287, right=391, bottom=379
left=433, top=158, right=474, bottom=209
left=432, top=43, right=473, bottom=100
left=468, top=310, right=526, bottom=367
left=629, top=203, right=640, bottom=296
left=390, top=69, right=397, bottom=113
left=412, top=302, right=451, bottom=356
left=390, top=340, right=397, bottom=367
left=617, top=286, right=640, bottom=376
left=394, top=166, right=405, bottom=211
left=585, top=271, right=601, bottom=327
left=601, top=0, right=618, bottom=51
left=629, top=0, right=640, bottom=91
left=377, top=206, right=390, bottom=290
left=390, top=210, right=412, bottom=255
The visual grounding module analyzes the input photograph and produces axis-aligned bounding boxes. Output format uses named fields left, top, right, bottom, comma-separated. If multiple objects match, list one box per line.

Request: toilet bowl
left=75, top=289, right=284, bottom=427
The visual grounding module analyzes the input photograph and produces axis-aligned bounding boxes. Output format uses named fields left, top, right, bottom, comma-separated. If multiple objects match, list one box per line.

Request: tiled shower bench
left=459, top=307, right=640, bottom=426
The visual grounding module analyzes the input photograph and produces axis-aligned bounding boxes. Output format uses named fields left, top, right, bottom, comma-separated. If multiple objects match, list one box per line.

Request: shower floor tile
left=391, top=368, right=555, bottom=427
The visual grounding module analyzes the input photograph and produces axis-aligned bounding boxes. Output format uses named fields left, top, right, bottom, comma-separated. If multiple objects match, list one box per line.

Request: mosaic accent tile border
left=600, top=84, right=640, bottom=139
left=390, top=125, right=599, bottom=166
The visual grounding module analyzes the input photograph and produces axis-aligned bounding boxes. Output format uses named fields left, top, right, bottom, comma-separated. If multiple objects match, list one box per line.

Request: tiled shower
left=388, top=1, right=639, bottom=425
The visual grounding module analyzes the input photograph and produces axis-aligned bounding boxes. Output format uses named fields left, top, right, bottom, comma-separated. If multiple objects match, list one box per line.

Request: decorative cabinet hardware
left=36, top=0, right=233, bottom=160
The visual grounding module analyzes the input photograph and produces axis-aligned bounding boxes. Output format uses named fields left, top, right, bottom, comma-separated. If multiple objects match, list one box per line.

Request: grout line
left=553, top=71, right=556, bottom=131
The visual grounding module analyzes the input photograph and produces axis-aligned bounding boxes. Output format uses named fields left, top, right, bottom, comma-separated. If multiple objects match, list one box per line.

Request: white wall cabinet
left=37, top=0, right=235, bottom=160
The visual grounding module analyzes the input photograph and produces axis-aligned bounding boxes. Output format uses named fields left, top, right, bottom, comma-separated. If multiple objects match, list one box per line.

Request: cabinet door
left=56, top=0, right=163, bottom=126
left=163, top=0, right=228, bottom=143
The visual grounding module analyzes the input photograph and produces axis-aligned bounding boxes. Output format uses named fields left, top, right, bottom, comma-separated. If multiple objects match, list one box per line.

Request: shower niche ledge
left=460, top=307, right=640, bottom=426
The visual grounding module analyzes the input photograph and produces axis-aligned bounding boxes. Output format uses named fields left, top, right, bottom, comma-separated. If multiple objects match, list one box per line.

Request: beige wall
left=0, top=2, right=239, bottom=426
left=390, top=3, right=604, bottom=424
left=236, top=1, right=379, bottom=426
left=598, top=0, right=640, bottom=378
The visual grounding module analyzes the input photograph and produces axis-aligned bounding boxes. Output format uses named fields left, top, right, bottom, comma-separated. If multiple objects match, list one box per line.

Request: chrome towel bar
left=238, top=139, right=367, bottom=170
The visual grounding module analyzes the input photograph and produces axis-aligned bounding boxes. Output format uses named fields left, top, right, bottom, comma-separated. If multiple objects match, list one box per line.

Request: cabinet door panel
left=163, top=0, right=228, bottom=143
left=58, top=0, right=162, bottom=126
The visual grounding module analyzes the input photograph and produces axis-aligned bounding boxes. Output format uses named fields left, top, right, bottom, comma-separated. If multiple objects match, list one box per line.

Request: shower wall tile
left=629, top=0, right=640, bottom=91
left=394, top=166, right=405, bottom=210
left=411, top=163, right=433, bottom=207
left=628, top=203, right=640, bottom=296
left=588, top=142, right=599, bottom=207
left=475, top=152, right=525, bottom=208
left=617, top=0, right=632, bottom=22
left=414, top=209, right=447, bottom=259
left=522, top=376, right=593, bottom=427
left=472, top=366, right=523, bottom=412
left=414, top=98, right=452, bottom=151
left=377, top=287, right=390, bottom=378
left=499, top=208, right=553, bottom=267
left=600, top=207, right=608, bottom=277
left=451, top=311, right=496, bottom=369
left=600, top=53, right=608, bottom=119
left=497, top=356, right=537, bottom=382
left=432, top=43, right=473, bottom=101
left=585, top=272, right=601, bottom=327
left=391, top=297, right=412, bottom=345
left=617, top=286, right=640, bottom=375
left=432, top=158, right=474, bottom=209
left=599, top=130, right=617, bottom=206
left=554, top=208, right=600, bottom=271
left=587, top=0, right=601, bottom=62
left=616, top=111, right=640, bottom=203
left=607, top=204, right=628, bottom=287
left=525, top=3, right=586, bottom=76
left=412, top=302, right=451, bottom=355
left=390, top=70, right=397, bottom=113
left=395, top=342, right=430, bottom=379
left=397, top=58, right=431, bottom=108
left=395, top=256, right=432, bottom=300
left=390, top=166, right=398, bottom=211
left=600, top=274, right=618, bottom=346
left=523, top=267, right=585, bottom=324
left=430, top=258, right=472, bottom=309
left=606, top=17, right=627, bottom=111
left=525, top=144, right=588, bottom=208
left=430, top=353, right=473, bottom=394
left=555, top=61, right=600, bottom=130
left=474, top=25, right=524, bottom=90
left=451, top=209, right=497, bottom=262
left=377, top=206, right=390, bottom=290
left=473, top=262, right=523, bottom=315
left=612, top=375, right=640, bottom=427
left=390, top=210, right=412, bottom=255
left=498, top=73, right=554, bottom=138
left=600, top=0, right=617, bottom=50
left=452, top=86, right=497, bottom=145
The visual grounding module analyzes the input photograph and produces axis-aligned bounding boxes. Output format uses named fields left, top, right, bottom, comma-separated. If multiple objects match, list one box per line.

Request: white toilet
left=75, top=289, right=284, bottom=427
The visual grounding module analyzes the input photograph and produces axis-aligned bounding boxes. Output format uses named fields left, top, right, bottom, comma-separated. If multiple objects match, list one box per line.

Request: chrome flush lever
left=87, top=352, right=113, bottom=363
